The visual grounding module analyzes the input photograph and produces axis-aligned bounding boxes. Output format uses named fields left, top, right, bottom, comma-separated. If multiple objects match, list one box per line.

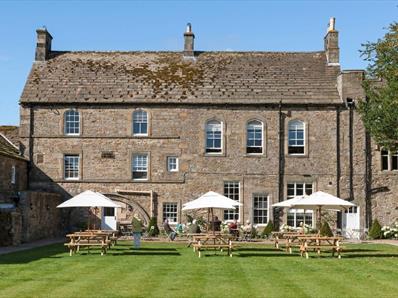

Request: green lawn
left=0, top=241, right=397, bottom=298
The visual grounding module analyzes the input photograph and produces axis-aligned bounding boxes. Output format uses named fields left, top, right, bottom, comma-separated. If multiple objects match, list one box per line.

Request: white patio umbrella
left=57, top=190, right=121, bottom=208
left=182, top=191, right=241, bottom=234
left=272, top=195, right=310, bottom=208
left=57, top=190, right=121, bottom=229
left=289, top=191, right=356, bottom=229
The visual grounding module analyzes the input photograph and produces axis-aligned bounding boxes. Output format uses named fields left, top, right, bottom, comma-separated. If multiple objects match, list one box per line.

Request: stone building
left=17, top=20, right=398, bottom=234
left=0, top=129, right=63, bottom=246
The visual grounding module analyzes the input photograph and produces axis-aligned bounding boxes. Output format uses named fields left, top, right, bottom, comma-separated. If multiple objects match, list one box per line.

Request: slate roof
left=0, top=126, right=20, bottom=147
left=20, top=51, right=342, bottom=105
left=0, top=134, right=26, bottom=161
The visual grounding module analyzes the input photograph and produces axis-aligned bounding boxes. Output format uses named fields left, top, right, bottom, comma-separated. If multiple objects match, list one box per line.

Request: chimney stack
left=324, top=17, right=339, bottom=65
left=35, top=27, right=52, bottom=61
left=183, top=23, right=195, bottom=57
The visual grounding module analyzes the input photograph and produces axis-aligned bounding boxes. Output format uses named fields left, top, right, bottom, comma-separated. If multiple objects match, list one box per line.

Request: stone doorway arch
left=103, top=193, right=151, bottom=226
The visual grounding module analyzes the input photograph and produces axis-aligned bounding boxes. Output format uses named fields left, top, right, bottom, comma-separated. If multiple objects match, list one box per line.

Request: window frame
left=380, top=149, right=398, bottom=171
left=246, top=120, right=264, bottom=155
left=132, top=110, right=149, bottom=137
left=132, top=153, right=149, bottom=181
left=64, top=154, right=80, bottom=181
left=64, top=109, right=80, bottom=136
left=11, top=165, right=16, bottom=185
left=223, top=181, right=240, bottom=222
left=287, top=120, right=305, bottom=156
left=205, top=120, right=223, bottom=154
left=286, top=182, right=314, bottom=228
left=163, top=202, right=178, bottom=224
left=252, top=193, right=269, bottom=225
left=167, top=156, right=179, bottom=172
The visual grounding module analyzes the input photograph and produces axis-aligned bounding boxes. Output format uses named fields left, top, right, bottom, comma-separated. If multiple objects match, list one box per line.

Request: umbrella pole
left=211, top=208, right=215, bottom=235
left=317, top=206, right=322, bottom=233
left=207, top=208, right=210, bottom=233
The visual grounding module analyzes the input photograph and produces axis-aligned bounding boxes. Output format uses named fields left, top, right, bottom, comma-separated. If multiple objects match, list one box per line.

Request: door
left=342, top=206, right=360, bottom=239
left=102, top=207, right=117, bottom=230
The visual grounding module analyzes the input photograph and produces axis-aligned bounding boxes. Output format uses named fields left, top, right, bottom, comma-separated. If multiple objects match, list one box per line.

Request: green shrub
left=261, top=220, right=274, bottom=239
left=250, top=227, right=258, bottom=239
left=320, top=221, right=333, bottom=237
left=147, top=217, right=160, bottom=237
left=369, top=219, right=382, bottom=239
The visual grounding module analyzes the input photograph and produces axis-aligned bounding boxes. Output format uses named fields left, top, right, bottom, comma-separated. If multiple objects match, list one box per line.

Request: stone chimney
left=35, top=27, right=52, bottom=61
left=324, top=17, right=339, bottom=65
left=183, top=23, right=195, bottom=57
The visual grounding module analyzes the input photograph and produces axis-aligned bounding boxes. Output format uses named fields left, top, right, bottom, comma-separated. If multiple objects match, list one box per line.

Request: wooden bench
left=65, top=233, right=111, bottom=256
left=298, top=236, right=343, bottom=259
left=192, top=243, right=233, bottom=258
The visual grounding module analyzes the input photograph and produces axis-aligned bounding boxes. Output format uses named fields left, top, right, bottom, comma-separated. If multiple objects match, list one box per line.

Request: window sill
left=245, top=153, right=264, bottom=158
left=285, top=154, right=308, bottom=158
left=204, top=152, right=225, bottom=157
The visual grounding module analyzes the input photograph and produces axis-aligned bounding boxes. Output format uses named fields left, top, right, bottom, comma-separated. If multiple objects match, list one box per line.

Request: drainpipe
left=364, top=96, right=372, bottom=228
left=28, top=106, right=34, bottom=188
left=347, top=98, right=355, bottom=202
left=336, top=107, right=342, bottom=229
left=275, top=101, right=285, bottom=230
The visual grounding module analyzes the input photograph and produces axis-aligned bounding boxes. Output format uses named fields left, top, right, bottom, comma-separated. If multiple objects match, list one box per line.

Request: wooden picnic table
left=65, top=230, right=117, bottom=256
left=271, top=231, right=305, bottom=249
left=298, top=235, right=343, bottom=259
left=190, top=233, right=234, bottom=258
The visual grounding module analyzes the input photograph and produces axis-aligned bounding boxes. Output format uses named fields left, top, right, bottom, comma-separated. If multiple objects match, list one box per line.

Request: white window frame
left=246, top=120, right=264, bottom=155
left=223, top=181, right=240, bottom=222
left=253, top=193, right=269, bottom=225
left=167, top=156, right=179, bottom=172
left=288, top=120, right=305, bottom=155
left=286, top=182, right=314, bottom=228
left=381, top=149, right=398, bottom=171
left=205, top=120, right=223, bottom=154
left=64, top=110, right=80, bottom=136
left=132, top=154, right=148, bottom=180
left=11, top=165, right=16, bottom=185
left=133, top=110, right=148, bottom=136
left=64, top=155, right=80, bottom=180
left=163, top=202, right=178, bottom=224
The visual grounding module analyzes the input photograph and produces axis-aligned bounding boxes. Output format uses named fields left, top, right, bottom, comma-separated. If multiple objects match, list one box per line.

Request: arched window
left=64, top=110, right=80, bottom=135
left=205, top=120, right=222, bottom=153
left=133, top=110, right=148, bottom=136
left=247, top=120, right=263, bottom=154
left=288, top=120, right=305, bottom=154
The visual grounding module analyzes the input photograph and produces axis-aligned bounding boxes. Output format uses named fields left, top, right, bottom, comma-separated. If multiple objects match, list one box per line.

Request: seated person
left=163, top=219, right=177, bottom=241
left=210, top=216, right=222, bottom=232
left=243, top=220, right=253, bottom=240
left=228, top=219, right=239, bottom=237
left=188, top=219, right=201, bottom=234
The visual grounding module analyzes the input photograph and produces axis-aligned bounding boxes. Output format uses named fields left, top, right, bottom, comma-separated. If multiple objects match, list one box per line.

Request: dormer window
left=64, top=110, right=80, bottom=135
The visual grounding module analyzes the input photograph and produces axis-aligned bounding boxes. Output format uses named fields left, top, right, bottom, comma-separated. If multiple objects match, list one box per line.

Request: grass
left=0, top=241, right=397, bottom=298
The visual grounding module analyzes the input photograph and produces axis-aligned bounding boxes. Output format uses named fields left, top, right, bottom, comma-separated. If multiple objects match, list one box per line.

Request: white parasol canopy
left=182, top=191, right=241, bottom=211
left=290, top=191, right=356, bottom=211
left=57, top=190, right=121, bottom=208
left=272, top=195, right=310, bottom=208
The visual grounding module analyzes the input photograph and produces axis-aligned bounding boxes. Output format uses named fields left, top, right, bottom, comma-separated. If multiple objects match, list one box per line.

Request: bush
left=261, top=220, right=274, bottom=239
left=250, top=227, right=258, bottom=239
left=147, top=217, right=160, bottom=237
left=369, top=219, right=382, bottom=239
left=320, top=221, right=333, bottom=237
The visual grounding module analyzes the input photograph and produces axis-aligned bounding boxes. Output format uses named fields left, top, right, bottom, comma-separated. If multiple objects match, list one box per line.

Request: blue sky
left=0, top=0, right=397, bottom=125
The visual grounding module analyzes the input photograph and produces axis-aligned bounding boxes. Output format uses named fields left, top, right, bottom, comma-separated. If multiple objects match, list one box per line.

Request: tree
left=357, top=22, right=398, bottom=150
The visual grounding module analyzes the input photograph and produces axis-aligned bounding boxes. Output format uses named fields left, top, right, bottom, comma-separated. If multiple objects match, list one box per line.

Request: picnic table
left=65, top=230, right=117, bottom=256
left=190, top=233, right=234, bottom=258
left=298, top=235, right=343, bottom=259
left=271, top=231, right=304, bottom=249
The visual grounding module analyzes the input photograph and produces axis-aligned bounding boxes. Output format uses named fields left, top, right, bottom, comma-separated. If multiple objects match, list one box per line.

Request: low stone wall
left=19, top=191, right=64, bottom=243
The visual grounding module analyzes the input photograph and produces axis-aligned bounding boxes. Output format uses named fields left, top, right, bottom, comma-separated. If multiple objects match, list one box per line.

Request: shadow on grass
left=343, top=253, right=398, bottom=258
left=238, top=253, right=298, bottom=258
left=110, top=251, right=181, bottom=256
left=237, top=247, right=279, bottom=252
left=0, top=243, right=66, bottom=264
left=344, top=249, right=380, bottom=253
